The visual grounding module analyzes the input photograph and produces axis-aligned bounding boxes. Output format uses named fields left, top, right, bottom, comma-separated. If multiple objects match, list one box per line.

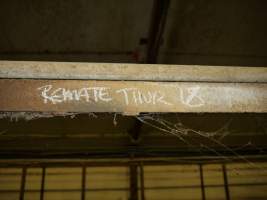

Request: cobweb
left=1, top=111, right=266, bottom=175
left=136, top=113, right=267, bottom=175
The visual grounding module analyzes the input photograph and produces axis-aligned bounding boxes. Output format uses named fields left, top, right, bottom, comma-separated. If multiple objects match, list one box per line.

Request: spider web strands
left=148, top=114, right=233, bottom=138
left=136, top=116, right=234, bottom=159
left=136, top=115, right=244, bottom=175
left=153, top=115, right=267, bottom=173
left=137, top=115, right=236, bottom=156
left=136, top=116, right=195, bottom=156
left=136, top=116, right=196, bottom=149
left=136, top=114, right=267, bottom=175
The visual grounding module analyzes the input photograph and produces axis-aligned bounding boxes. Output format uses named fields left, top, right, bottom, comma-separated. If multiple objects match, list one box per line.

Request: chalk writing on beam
left=37, top=84, right=204, bottom=107
left=37, top=85, right=112, bottom=104
left=179, top=86, right=205, bottom=107
left=116, top=88, right=172, bottom=106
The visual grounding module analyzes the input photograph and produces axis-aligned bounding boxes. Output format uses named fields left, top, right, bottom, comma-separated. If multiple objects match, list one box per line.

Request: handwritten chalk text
left=37, top=84, right=205, bottom=107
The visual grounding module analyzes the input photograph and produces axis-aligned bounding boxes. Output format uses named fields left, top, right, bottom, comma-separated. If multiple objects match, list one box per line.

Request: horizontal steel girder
left=0, top=79, right=266, bottom=114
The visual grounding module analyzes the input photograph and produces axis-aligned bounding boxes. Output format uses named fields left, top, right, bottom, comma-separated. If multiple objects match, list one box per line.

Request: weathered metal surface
left=0, top=61, right=267, bottom=82
left=0, top=79, right=266, bottom=114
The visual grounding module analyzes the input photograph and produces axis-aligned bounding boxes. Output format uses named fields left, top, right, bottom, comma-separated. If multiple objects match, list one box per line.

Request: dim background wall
left=0, top=0, right=267, bottom=66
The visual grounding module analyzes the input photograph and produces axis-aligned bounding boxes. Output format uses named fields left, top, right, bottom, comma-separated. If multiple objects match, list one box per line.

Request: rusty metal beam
left=0, top=61, right=266, bottom=83
left=0, top=79, right=266, bottom=114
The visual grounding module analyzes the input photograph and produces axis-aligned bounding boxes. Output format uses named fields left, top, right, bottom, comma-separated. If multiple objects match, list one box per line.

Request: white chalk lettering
left=116, top=88, right=136, bottom=105
left=98, top=87, right=113, bottom=102
left=37, top=85, right=112, bottom=104
left=116, top=88, right=172, bottom=106
left=179, top=86, right=204, bottom=107
left=37, top=84, right=205, bottom=108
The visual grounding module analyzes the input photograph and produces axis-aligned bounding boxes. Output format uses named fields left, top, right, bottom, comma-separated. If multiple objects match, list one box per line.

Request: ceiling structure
left=0, top=0, right=267, bottom=66
left=0, top=0, right=266, bottom=160
left=0, top=0, right=266, bottom=158
left=0, top=1, right=267, bottom=200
